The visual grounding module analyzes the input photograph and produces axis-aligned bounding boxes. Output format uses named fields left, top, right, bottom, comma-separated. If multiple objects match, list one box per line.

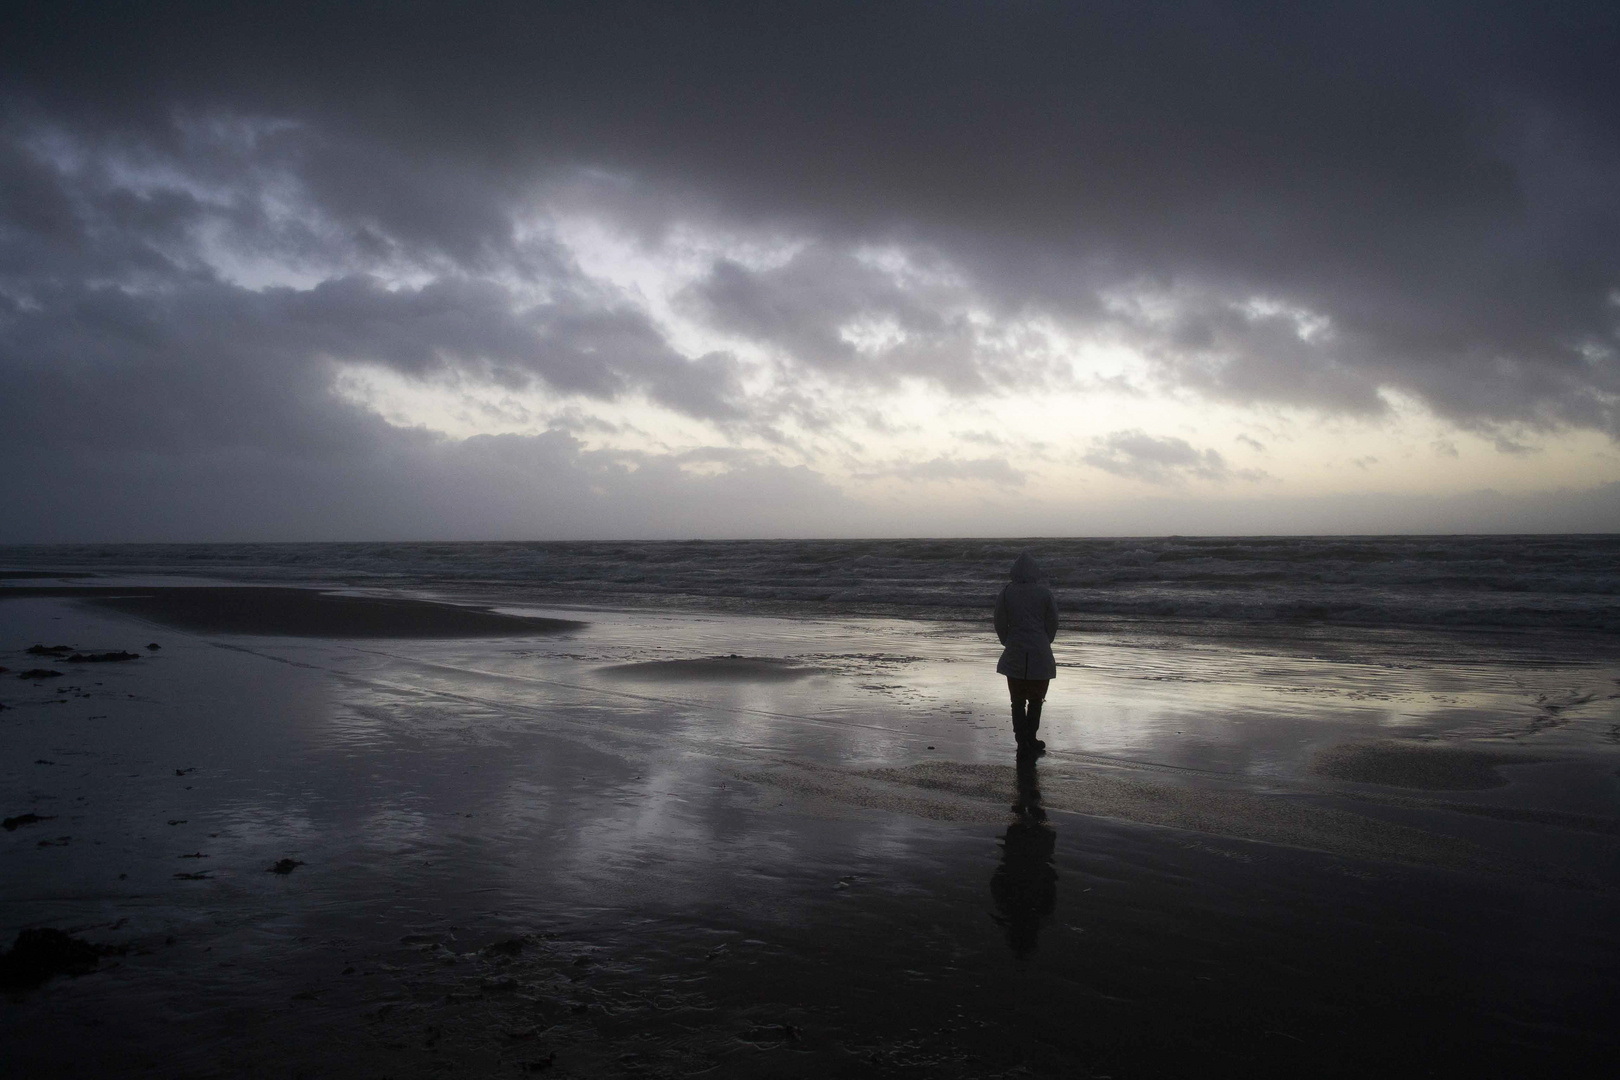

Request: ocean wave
left=3, top=536, right=1618, bottom=634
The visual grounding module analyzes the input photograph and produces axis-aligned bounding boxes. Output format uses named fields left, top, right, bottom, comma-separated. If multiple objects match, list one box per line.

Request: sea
left=3, top=535, right=1617, bottom=644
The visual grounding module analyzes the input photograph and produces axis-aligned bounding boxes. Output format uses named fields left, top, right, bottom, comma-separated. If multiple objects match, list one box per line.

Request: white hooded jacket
left=993, top=553, right=1059, bottom=680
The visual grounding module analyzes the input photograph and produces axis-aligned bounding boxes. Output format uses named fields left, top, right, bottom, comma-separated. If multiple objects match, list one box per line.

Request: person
left=992, top=552, right=1058, bottom=757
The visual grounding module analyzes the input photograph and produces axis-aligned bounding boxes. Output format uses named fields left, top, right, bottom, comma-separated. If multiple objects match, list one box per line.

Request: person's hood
left=1010, top=553, right=1042, bottom=583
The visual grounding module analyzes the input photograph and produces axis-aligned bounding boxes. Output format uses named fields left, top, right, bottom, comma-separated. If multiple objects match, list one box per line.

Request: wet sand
left=2, top=588, right=1618, bottom=1076
left=0, top=586, right=585, bottom=638
left=598, top=656, right=826, bottom=681
left=1310, top=739, right=1543, bottom=790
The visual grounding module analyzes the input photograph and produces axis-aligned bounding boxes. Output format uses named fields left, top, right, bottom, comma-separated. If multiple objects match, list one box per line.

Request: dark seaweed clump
left=0, top=929, right=114, bottom=989
left=3, top=813, right=54, bottom=831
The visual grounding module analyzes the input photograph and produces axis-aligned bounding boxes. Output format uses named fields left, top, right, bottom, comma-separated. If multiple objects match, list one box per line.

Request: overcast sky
left=3, top=1, right=1618, bottom=540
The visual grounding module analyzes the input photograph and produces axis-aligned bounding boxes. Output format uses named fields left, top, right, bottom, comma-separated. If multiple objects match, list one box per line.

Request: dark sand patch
left=737, top=760, right=1501, bottom=873
left=0, top=928, right=117, bottom=989
left=899, top=761, right=1504, bottom=871
left=3, top=813, right=55, bottom=831
left=0, top=571, right=94, bottom=580
left=1393, top=800, right=1620, bottom=835
left=598, top=656, right=824, bottom=682
left=1312, top=740, right=1544, bottom=791
left=0, top=586, right=584, bottom=639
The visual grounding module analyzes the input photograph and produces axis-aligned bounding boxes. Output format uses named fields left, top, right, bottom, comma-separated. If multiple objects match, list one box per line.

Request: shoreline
left=5, top=579, right=1615, bottom=668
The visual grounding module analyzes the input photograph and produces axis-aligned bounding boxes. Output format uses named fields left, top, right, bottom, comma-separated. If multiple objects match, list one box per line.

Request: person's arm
left=993, top=585, right=1010, bottom=645
left=1043, top=590, right=1058, bottom=643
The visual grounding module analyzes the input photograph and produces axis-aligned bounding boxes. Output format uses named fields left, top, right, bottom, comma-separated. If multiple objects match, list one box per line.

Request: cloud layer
left=2, top=1, right=1618, bottom=538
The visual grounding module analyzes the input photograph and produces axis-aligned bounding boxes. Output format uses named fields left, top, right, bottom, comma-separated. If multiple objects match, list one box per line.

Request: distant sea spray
left=4, top=536, right=1619, bottom=636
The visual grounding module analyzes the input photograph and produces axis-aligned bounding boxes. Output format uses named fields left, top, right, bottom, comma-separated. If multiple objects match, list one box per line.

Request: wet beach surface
left=0, top=585, right=585, bottom=638
left=2, top=587, right=1618, bottom=1076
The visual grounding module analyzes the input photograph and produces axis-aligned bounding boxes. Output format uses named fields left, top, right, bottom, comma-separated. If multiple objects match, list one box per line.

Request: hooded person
left=993, top=553, right=1059, bottom=756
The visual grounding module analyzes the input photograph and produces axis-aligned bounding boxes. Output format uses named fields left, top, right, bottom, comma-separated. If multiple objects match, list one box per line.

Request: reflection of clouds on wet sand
left=298, top=607, right=1618, bottom=898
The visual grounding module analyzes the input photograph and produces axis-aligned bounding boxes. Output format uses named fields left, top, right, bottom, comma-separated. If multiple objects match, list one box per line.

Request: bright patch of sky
left=327, top=210, right=1620, bottom=517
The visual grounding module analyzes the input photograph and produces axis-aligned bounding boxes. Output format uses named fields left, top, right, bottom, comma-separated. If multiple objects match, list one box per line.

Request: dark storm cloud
left=681, top=245, right=1050, bottom=393
left=1125, top=298, right=1387, bottom=415
left=2, top=1, right=1619, bottom=537
left=0, top=421, right=866, bottom=543
left=0, top=121, right=748, bottom=439
left=1, top=268, right=748, bottom=448
left=1083, top=431, right=1239, bottom=485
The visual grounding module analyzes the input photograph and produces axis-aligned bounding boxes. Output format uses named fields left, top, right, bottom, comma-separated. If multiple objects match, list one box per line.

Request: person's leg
left=1024, top=680, right=1050, bottom=753
left=1025, top=699, right=1044, bottom=751
left=1007, top=677, right=1030, bottom=751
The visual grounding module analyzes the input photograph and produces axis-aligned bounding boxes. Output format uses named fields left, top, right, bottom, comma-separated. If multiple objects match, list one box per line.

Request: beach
left=2, top=557, right=1618, bottom=1076
left=10, top=1, right=1620, bottom=1073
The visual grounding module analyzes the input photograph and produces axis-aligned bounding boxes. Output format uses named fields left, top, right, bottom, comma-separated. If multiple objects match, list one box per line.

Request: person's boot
left=1025, top=699, right=1047, bottom=755
left=1011, top=699, right=1030, bottom=756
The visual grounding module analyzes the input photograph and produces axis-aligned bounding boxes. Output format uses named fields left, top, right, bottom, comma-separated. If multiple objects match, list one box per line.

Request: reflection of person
left=990, top=759, right=1056, bottom=957
left=993, top=553, right=1058, bottom=758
